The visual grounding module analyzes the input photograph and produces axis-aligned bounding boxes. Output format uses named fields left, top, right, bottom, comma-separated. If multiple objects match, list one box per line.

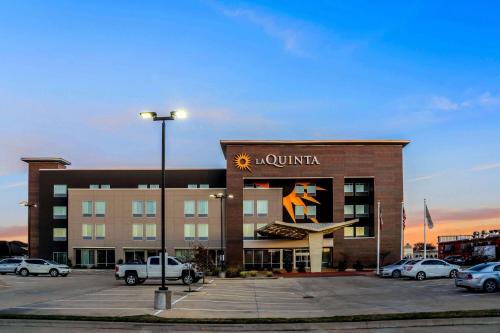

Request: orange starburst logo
left=234, top=153, right=252, bottom=172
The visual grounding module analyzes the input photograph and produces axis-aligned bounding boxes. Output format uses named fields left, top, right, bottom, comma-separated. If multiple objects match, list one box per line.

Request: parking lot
left=0, top=271, right=498, bottom=319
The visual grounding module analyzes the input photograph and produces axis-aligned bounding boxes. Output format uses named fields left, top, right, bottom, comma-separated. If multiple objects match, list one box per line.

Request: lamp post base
left=154, top=289, right=172, bottom=310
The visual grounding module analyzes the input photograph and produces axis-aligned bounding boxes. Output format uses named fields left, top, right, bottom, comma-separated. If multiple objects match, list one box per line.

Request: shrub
left=337, top=260, right=347, bottom=271
left=272, top=269, right=282, bottom=275
left=266, top=271, right=273, bottom=277
left=226, top=266, right=242, bottom=278
left=353, top=260, right=364, bottom=271
left=297, top=262, right=306, bottom=273
left=249, top=270, right=257, bottom=277
left=211, top=267, right=220, bottom=276
left=117, top=259, right=124, bottom=265
left=240, top=271, right=248, bottom=278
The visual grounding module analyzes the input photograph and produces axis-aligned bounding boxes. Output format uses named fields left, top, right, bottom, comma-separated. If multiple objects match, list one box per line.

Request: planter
left=218, top=271, right=226, bottom=278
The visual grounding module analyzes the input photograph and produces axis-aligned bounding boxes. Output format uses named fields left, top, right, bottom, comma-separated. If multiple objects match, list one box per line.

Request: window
left=188, top=184, right=198, bottom=189
left=197, top=200, right=208, bottom=217
left=150, top=184, right=160, bottom=189
left=355, top=183, right=368, bottom=194
left=53, top=228, right=67, bottom=241
left=355, top=204, right=369, bottom=217
left=168, top=258, right=179, bottom=265
left=355, top=226, right=366, bottom=237
left=344, top=205, right=354, bottom=218
left=198, top=224, right=208, bottom=240
left=344, top=227, right=354, bottom=237
left=295, top=205, right=305, bottom=219
left=82, top=201, right=93, bottom=217
left=184, top=200, right=195, bottom=217
left=138, top=184, right=148, bottom=189
left=199, top=184, right=209, bottom=189
left=150, top=257, right=160, bottom=265
left=89, top=184, right=99, bottom=189
left=243, top=200, right=254, bottom=216
left=344, top=183, right=354, bottom=195
left=82, top=224, right=93, bottom=240
left=146, top=200, right=156, bottom=217
left=307, top=184, right=316, bottom=196
left=306, top=205, right=316, bottom=218
left=243, top=223, right=255, bottom=240
left=132, top=200, right=144, bottom=217
left=184, top=224, right=195, bottom=240
left=256, top=200, right=268, bottom=216
left=53, top=206, right=67, bottom=219
left=295, top=185, right=304, bottom=197
left=52, top=252, right=67, bottom=265
left=132, top=224, right=143, bottom=240
left=53, top=185, right=67, bottom=197
left=95, top=201, right=106, bottom=217
left=100, top=184, right=110, bottom=189
left=95, top=224, right=105, bottom=240
left=146, top=224, right=156, bottom=240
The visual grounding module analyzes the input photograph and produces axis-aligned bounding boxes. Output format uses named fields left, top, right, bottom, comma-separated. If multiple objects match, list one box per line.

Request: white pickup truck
left=115, top=255, right=203, bottom=286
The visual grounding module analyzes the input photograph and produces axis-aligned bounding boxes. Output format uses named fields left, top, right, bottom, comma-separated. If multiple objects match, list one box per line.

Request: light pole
left=209, top=192, right=233, bottom=271
left=20, top=201, right=37, bottom=257
left=140, top=109, right=187, bottom=309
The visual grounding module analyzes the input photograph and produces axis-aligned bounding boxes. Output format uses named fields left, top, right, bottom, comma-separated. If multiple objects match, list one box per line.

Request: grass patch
left=0, top=309, right=499, bottom=324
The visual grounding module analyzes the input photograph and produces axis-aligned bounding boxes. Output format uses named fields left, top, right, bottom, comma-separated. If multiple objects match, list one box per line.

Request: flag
left=425, top=203, right=434, bottom=229
left=379, top=204, right=384, bottom=231
left=402, top=207, right=406, bottom=230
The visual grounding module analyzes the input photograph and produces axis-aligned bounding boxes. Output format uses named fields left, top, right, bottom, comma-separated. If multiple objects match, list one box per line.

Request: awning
left=256, top=219, right=359, bottom=240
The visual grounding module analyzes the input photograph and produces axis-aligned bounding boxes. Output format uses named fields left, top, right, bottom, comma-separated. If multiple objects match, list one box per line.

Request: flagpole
left=401, top=201, right=404, bottom=260
left=423, top=199, right=427, bottom=259
left=377, top=200, right=381, bottom=275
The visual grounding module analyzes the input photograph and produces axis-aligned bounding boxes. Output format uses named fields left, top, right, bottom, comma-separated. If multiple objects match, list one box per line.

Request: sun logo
left=234, top=153, right=252, bottom=172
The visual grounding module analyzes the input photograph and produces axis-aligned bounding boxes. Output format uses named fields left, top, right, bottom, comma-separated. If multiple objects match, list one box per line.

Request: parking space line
left=172, top=307, right=325, bottom=312
left=153, top=310, right=163, bottom=316
left=14, top=307, right=151, bottom=310
left=187, top=293, right=302, bottom=300
left=178, top=299, right=310, bottom=305
left=172, top=294, right=189, bottom=305
left=52, top=299, right=153, bottom=302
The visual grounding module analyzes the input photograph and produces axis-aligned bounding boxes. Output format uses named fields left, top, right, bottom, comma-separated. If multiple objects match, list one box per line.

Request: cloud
left=478, top=92, right=500, bottom=107
left=0, top=181, right=27, bottom=189
left=407, top=173, right=440, bottom=182
left=471, top=162, right=500, bottom=171
left=0, top=225, right=27, bottom=241
left=429, top=96, right=458, bottom=111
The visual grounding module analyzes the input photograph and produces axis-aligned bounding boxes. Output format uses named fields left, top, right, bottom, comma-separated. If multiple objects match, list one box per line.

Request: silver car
left=455, top=262, right=500, bottom=293
left=379, top=259, right=410, bottom=278
left=0, top=258, right=23, bottom=274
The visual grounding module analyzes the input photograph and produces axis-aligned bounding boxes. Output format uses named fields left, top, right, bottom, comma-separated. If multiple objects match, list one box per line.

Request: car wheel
left=416, top=271, right=426, bottom=281
left=182, top=272, right=194, bottom=285
left=449, top=269, right=458, bottom=279
left=125, top=273, right=138, bottom=286
left=483, top=279, right=498, bottom=293
left=392, top=270, right=401, bottom=278
left=19, top=268, right=29, bottom=277
left=49, top=269, right=59, bottom=277
left=0, top=272, right=6, bottom=275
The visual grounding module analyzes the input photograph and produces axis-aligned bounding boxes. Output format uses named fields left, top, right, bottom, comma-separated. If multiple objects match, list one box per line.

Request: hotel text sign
left=233, top=153, right=319, bottom=172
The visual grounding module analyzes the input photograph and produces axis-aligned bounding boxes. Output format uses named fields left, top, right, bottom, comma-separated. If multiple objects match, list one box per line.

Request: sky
left=1, top=1, right=499, bottom=245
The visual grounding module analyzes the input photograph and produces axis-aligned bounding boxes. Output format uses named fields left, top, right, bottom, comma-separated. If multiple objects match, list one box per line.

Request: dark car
left=444, top=255, right=465, bottom=265
left=465, top=255, right=494, bottom=266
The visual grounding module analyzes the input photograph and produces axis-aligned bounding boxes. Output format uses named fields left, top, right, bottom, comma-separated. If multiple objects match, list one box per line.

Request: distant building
left=403, top=243, right=413, bottom=258
left=438, top=231, right=500, bottom=260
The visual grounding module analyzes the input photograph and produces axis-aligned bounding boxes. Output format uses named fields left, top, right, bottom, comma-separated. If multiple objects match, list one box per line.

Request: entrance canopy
left=256, top=219, right=359, bottom=240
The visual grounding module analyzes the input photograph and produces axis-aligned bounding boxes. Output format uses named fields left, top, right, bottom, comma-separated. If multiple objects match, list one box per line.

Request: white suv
left=16, top=258, right=70, bottom=277
left=402, top=258, right=459, bottom=280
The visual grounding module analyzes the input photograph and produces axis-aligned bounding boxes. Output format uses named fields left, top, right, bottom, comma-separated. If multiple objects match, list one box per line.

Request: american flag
left=403, top=207, right=407, bottom=230
left=379, top=204, right=383, bottom=230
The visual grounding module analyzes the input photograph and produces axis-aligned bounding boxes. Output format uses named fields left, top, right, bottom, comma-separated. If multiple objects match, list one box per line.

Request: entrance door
left=295, top=249, right=310, bottom=269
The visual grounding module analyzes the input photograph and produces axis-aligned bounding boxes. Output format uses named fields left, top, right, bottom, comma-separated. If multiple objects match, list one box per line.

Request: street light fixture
left=20, top=201, right=37, bottom=257
left=140, top=109, right=187, bottom=309
left=209, top=192, right=233, bottom=271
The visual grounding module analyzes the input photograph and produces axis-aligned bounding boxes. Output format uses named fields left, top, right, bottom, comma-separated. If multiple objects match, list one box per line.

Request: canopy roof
left=256, top=220, right=359, bottom=240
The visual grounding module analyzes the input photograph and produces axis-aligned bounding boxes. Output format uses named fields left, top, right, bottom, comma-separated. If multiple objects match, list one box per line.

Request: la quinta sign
left=234, top=153, right=320, bottom=172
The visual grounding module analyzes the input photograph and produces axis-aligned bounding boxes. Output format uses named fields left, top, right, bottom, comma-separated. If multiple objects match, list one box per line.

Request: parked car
left=401, top=259, right=459, bottom=281
left=379, top=259, right=410, bottom=278
left=464, top=255, right=495, bottom=266
left=444, top=255, right=465, bottom=265
left=115, top=255, right=203, bottom=286
left=16, top=258, right=70, bottom=277
left=0, top=258, right=23, bottom=274
left=455, top=262, right=500, bottom=293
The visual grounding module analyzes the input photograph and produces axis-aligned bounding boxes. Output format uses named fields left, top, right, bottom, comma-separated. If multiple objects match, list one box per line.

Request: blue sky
left=1, top=1, right=499, bottom=243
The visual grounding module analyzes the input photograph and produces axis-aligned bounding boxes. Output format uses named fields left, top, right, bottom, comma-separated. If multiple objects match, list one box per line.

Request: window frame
left=256, top=200, right=268, bottom=217
left=184, top=200, right=195, bottom=218
left=53, top=184, right=67, bottom=198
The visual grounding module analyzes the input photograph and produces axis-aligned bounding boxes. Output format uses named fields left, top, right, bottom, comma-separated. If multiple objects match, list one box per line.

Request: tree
left=379, top=251, right=391, bottom=267
left=192, top=244, right=214, bottom=284
left=413, top=242, right=436, bottom=251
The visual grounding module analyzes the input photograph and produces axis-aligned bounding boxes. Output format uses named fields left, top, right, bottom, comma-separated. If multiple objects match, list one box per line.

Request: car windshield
left=406, top=260, right=420, bottom=265
left=468, top=263, right=491, bottom=271
left=394, top=260, right=407, bottom=265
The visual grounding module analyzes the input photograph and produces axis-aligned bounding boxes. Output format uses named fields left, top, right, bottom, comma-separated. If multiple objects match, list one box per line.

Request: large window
left=95, top=201, right=106, bottom=217
left=355, top=204, right=369, bottom=217
left=132, top=200, right=144, bottom=217
left=243, top=200, right=254, bottom=216
left=79, top=249, right=95, bottom=267
left=295, top=205, right=305, bottom=219
left=138, top=184, right=148, bottom=189
left=344, top=227, right=354, bottom=237
left=82, top=224, right=93, bottom=240
left=198, top=224, right=208, bottom=240
left=344, top=205, right=354, bottom=218
left=132, top=223, right=143, bottom=240
left=199, top=184, right=209, bottom=189
left=344, top=183, right=354, bottom=196
left=52, top=252, right=67, bottom=265
left=307, top=205, right=316, bottom=219
left=53, top=185, right=67, bottom=197
left=243, top=223, right=255, bottom=240
left=355, top=183, right=369, bottom=195
left=256, top=200, right=268, bottom=216
left=355, top=226, right=366, bottom=237
left=53, top=228, right=67, bottom=241
left=82, top=201, right=93, bottom=217
left=53, top=206, right=67, bottom=219
left=89, top=184, right=100, bottom=189
left=146, top=200, right=156, bottom=217
left=184, top=224, right=195, bottom=240
left=197, top=200, right=208, bottom=217
left=95, top=224, right=105, bottom=240
left=100, top=184, right=111, bottom=189
left=307, top=184, right=316, bottom=196
left=295, top=185, right=304, bottom=197
left=146, top=224, right=156, bottom=240
left=96, top=249, right=115, bottom=268
left=184, top=200, right=195, bottom=217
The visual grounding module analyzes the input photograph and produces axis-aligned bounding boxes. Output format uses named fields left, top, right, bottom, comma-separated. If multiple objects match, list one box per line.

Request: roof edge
left=21, top=157, right=71, bottom=165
